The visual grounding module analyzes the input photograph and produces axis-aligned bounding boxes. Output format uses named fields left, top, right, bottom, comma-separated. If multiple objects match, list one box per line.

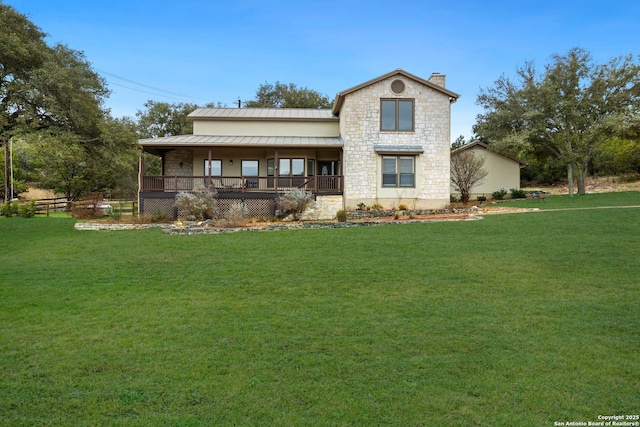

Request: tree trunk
left=567, top=163, right=574, bottom=196
left=3, top=141, right=10, bottom=203
left=577, top=162, right=588, bottom=195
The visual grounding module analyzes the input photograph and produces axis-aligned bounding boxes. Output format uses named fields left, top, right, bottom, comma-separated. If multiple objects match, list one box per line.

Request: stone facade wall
left=164, top=149, right=194, bottom=176
left=301, top=195, right=344, bottom=220
left=340, top=74, right=451, bottom=209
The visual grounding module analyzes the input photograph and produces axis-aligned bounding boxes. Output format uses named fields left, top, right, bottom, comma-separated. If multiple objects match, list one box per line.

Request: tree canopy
left=136, top=100, right=198, bottom=138
left=244, top=81, right=332, bottom=109
left=475, top=48, right=640, bottom=195
left=0, top=2, right=134, bottom=201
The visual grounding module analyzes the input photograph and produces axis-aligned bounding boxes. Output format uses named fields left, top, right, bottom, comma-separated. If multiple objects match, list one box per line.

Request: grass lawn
left=1, top=192, right=639, bottom=426
left=495, top=190, right=640, bottom=210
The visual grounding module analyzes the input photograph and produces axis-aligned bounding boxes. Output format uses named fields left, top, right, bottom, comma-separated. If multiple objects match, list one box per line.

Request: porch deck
left=141, top=175, right=343, bottom=194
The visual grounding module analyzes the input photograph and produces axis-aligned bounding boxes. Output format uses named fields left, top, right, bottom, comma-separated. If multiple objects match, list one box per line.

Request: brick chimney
left=428, top=73, right=446, bottom=88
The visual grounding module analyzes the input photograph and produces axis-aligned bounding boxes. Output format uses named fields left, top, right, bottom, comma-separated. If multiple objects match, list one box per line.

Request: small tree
left=450, top=151, right=488, bottom=204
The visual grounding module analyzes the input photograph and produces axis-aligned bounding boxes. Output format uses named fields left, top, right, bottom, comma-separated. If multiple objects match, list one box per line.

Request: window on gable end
left=381, top=99, right=414, bottom=131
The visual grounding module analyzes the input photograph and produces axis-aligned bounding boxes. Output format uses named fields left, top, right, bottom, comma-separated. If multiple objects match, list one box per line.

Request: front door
left=318, top=161, right=338, bottom=176
left=317, top=160, right=339, bottom=191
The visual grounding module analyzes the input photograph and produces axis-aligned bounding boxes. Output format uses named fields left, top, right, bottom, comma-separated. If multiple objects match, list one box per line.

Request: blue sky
left=5, top=0, right=640, bottom=141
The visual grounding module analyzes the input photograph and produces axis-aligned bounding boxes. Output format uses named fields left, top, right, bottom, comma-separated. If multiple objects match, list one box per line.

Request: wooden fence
left=33, top=197, right=138, bottom=217
left=34, top=197, right=69, bottom=215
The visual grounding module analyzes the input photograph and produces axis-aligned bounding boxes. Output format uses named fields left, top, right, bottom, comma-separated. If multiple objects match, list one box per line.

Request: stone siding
left=340, top=74, right=451, bottom=209
left=164, top=149, right=194, bottom=176
left=301, top=195, right=343, bottom=220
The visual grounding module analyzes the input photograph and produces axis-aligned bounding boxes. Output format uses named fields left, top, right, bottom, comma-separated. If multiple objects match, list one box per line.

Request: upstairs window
left=381, top=99, right=414, bottom=131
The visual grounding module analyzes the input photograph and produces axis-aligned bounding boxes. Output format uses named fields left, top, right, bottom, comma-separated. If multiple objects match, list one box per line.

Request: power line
left=107, top=81, right=203, bottom=103
left=95, top=67, right=206, bottom=102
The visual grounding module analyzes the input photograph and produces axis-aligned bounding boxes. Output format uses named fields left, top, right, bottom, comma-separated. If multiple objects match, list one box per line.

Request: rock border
left=74, top=207, right=488, bottom=233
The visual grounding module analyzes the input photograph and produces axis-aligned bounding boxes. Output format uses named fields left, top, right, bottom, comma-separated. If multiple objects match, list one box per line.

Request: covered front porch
left=137, top=137, right=344, bottom=217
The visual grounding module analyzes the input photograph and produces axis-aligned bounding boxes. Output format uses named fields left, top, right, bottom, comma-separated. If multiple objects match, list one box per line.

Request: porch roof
left=139, top=134, right=343, bottom=148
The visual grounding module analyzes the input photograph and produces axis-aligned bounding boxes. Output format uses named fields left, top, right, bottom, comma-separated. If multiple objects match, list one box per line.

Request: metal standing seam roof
left=138, top=135, right=343, bottom=147
left=188, top=108, right=337, bottom=121
left=373, top=144, right=425, bottom=153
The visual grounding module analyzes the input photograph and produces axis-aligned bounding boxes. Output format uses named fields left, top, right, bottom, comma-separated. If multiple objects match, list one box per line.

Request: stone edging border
left=74, top=214, right=482, bottom=233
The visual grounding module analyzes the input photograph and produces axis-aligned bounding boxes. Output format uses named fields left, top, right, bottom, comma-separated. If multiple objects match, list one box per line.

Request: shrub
left=218, top=202, right=249, bottom=227
left=1, top=200, right=37, bottom=218
left=357, top=202, right=366, bottom=211
left=398, top=203, right=409, bottom=210
left=450, top=194, right=460, bottom=203
left=336, top=209, right=347, bottom=222
left=370, top=203, right=384, bottom=211
left=277, top=188, right=314, bottom=220
left=71, top=194, right=104, bottom=219
left=18, top=200, right=37, bottom=218
left=492, top=188, right=508, bottom=200
left=476, top=195, right=487, bottom=202
left=175, top=187, right=218, bottom=220
left=150, top=211, right=169, bottom=223
left=510, top=188, right=527, bottom=199
left=109, top=203, right=124, bottom=221
left=394, top=211, right=400, bottom=220
left=620, top=173, right=640, bottom=183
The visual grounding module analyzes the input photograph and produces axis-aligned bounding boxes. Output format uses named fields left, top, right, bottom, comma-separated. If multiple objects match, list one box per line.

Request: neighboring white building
left=138, top=69, right=460, bottom=219
left=450, top=140, right=526, bottom=198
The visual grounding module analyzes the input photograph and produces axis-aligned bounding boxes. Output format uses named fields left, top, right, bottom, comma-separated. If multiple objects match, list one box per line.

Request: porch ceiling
left=139, top=135, right=343, bottom=149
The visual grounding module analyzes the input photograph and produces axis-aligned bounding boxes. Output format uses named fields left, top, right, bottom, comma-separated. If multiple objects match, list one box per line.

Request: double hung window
left=382, top=156, right=415, bottom=187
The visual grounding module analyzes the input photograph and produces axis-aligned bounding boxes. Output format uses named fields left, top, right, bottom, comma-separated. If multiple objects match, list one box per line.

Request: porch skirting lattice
left=140, top=193, right=277, bottom=219
left=217, top=198, right=276, bottom=219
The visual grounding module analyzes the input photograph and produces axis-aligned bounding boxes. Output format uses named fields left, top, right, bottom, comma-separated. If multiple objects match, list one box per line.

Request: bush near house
left=510, top=188, right=527, bottom=199
left=277, top=188, right=314, bottom=220
left=175, top=187, right=218, bottom=220
left=492, top=188, right=508, bottom=200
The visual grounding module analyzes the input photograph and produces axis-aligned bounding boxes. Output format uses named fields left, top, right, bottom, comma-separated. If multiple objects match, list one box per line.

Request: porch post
left=207, top=148, right=212, bottom=187
left=339, top=149, right=344, bottom=192
left=138, top=154, right=144, bottom=214
left=274, top=149, right=279, bottom=193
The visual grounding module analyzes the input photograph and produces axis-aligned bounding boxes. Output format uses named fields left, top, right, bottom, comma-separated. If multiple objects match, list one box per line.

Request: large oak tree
left=1, top=2, right=142, bottom=201
left=475, top=48, right=640, bottom=195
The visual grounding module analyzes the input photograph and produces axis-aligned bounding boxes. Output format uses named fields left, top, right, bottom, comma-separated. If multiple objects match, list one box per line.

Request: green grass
left=1, top=193, right=639, bottom=426
left=496, top=190, right=640, bottom=210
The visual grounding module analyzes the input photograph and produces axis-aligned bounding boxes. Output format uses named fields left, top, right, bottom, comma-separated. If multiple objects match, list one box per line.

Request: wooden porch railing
left=141, top=176, right=343, bottom=194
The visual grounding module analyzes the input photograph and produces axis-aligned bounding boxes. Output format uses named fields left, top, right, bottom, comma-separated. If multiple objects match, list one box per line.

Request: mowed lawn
left=1, top=193, right=639, bottom=426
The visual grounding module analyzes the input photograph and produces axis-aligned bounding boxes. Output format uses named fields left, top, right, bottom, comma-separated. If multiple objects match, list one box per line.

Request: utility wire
left=95, top=67, right=206, bottom=102
left=107, top=81, right=203, bottom=103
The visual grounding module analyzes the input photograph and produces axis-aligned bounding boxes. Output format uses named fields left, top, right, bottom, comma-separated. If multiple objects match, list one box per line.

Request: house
left=450, top=140, right=526, bottom=198
left=138, top=69, right=460, bottom=219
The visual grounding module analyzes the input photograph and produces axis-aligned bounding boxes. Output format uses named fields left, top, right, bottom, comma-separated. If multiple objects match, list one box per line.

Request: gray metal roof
left=374, top=144, right=424, bottom=153
left=139, top=135, right=343, bottom=147
left=188, top=108, right=337, bottom=121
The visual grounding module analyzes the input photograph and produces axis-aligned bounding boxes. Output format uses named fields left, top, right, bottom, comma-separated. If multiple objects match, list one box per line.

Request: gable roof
left=451, top=140, right=527, bottom=167
left=188, top=107, right=336, bottom=121
left=332, top=69, right=460, bottom=115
